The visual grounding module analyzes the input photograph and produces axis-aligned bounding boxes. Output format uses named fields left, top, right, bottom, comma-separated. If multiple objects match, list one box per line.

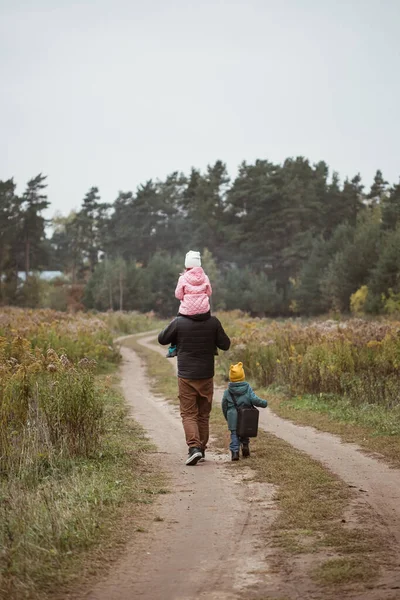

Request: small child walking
left=222, top=362, right=268, bottom=461
left=167, top=250, right=212, bottom=358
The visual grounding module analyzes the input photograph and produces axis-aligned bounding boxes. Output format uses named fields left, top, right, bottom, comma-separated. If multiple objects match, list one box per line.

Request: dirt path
left=85, top=333, right=400, bottom=600
left=138, top=333, right=400, bottom=549
left=86, top=335, right=281, bottom=600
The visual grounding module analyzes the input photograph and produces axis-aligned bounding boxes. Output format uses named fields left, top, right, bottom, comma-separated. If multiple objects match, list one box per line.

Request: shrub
left=382, top=289, right=400, bottom=316
left=350, top=286, right=369, bottom=315
left=0, top=345, right=101, bottom=479
left=0, top=308, right=120, bottom=478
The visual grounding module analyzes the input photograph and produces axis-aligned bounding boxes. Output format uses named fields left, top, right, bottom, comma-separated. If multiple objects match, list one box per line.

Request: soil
left=84, top=333, right=400, bottom=600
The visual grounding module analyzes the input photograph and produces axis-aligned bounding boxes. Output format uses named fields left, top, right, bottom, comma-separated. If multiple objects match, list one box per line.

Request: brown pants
left=178, top=377, right=214, bottom=449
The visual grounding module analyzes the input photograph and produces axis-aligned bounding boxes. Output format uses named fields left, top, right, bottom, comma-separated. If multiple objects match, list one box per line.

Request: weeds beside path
left=0, top=309, right=167, bottom=600
left=0, top=375, right=167, bottom=600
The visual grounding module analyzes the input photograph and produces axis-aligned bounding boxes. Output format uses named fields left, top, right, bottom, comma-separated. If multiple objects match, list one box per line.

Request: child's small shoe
left=231, top=451, right=239, bottom=461
left=242, top=444, right=250, bottom=458
left=166, top=345, right=177, bottom=358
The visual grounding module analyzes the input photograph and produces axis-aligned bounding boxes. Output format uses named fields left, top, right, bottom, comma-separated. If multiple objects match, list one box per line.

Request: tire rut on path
left=85, top=337, right=281, bottom=600
left=139, top=333, right=400, bottom=550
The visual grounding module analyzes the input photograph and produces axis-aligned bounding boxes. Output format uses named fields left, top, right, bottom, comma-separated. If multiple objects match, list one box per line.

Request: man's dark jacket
left=158, top=313, right=230, bottom=380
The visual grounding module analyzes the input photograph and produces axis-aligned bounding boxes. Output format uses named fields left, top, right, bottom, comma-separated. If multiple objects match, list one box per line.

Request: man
left=158, top=312, right=230, bottom=465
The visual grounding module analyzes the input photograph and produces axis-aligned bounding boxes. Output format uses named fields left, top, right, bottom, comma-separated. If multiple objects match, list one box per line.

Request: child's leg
left=240, top=436, right=250, bottom=457
left=229, top=430, right=240, bottom=453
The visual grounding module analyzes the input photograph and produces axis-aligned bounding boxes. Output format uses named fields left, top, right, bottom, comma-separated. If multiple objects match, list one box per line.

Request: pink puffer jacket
left=175, top=267, right=212, bottom=316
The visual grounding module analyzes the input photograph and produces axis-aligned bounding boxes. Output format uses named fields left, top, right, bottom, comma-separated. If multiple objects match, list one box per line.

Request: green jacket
left=221, top=381, right=268, bottom=431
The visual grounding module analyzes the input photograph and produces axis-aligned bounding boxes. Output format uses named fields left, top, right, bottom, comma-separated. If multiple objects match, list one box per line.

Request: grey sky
left=1, top=0, right=399, bottom=219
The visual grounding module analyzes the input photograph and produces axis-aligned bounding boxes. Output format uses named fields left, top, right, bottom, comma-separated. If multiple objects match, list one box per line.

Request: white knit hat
left=185, top=250, right=201, bottom=268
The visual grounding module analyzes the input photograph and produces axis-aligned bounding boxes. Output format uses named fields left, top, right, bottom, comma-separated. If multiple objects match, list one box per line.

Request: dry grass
left=312, top=557, right=375, bottom=585
left=0, top=306, right=120, bottom=366
left=217, top=312, right=400, bottom=409
left=0, top=308, right=166, bottom=599
left=0, top=378, right=167, bottom=599
left=100, top=311, right=168, bottom=335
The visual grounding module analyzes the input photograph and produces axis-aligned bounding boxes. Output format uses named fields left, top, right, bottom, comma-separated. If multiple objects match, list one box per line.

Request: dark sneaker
left=199, top=449, right=205, bottom=461
left=186, top=447, right=202, bottom=466
left=242, top=444, right=250, bottom=458
left=231, top=451, right=240, bottom=462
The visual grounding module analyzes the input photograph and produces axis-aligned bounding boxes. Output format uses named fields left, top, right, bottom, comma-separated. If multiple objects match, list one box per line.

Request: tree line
left=1, top=158, right=400, bottom=316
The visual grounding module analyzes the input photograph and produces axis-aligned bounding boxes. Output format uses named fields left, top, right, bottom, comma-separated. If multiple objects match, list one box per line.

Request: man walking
left=158, top=312, right=230, bottom=465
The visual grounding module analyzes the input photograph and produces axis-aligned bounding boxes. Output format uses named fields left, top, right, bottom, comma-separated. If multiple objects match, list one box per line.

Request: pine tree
left=76, top=187, right=109, bottom=273
left=0, top=179, right=21, bottom=302
left=381, top=181, right=400, bottom=230
left=105, top=191, right=135, bottom=262
left=50, top=213, right=85, bottom=283
left=181, top=161, right=230, bottom=259
left=322, top=211, right=380, bottom=312
left=341, top=174, right=364, bottom=226
left=296, top=223, right=354, bottom=314
left=366, top=169, right=388, bottom=206
left=367, top=225, right=400, bottom=312
left=21, top=174, right=49, bottom=279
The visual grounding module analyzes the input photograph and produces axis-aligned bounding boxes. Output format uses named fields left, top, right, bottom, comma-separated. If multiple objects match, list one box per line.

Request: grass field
left=0, top=308, right=165, bottom=599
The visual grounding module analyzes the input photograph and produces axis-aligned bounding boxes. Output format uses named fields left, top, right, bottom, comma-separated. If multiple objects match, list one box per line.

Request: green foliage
left=244, top=272, right=283, bottom=315
left=381, top=181, right=400, bottom=230
left=85, top=253, right=181, bottom=317
left=201, top=248, right=226, bottom=311
left=321, top=210, right=381, bottom=312
left=145, top=252, right=181, bottom=316
left=366, top=226, right=400, bottom=313
left=382, top=289, right=400, bottom=315
left=2, top=160, right=400, bottom=316
left=295, top=223, right=353, bottom=314
left=366, top=169, right=388, bottom=206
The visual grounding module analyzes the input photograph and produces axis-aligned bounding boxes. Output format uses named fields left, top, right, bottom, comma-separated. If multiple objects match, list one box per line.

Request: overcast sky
left=1, top=0, right=399, bottom=218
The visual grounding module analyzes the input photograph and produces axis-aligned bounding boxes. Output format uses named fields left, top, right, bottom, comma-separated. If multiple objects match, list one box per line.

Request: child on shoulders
left=166, top=250, right=212, bottom=358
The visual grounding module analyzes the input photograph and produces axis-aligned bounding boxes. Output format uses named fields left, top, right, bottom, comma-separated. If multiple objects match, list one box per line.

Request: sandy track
left=86, top=337, right=281, bottom=600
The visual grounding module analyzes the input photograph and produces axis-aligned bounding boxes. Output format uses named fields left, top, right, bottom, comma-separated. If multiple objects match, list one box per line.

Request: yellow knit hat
left=229, top=362, right=245, bottom=382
